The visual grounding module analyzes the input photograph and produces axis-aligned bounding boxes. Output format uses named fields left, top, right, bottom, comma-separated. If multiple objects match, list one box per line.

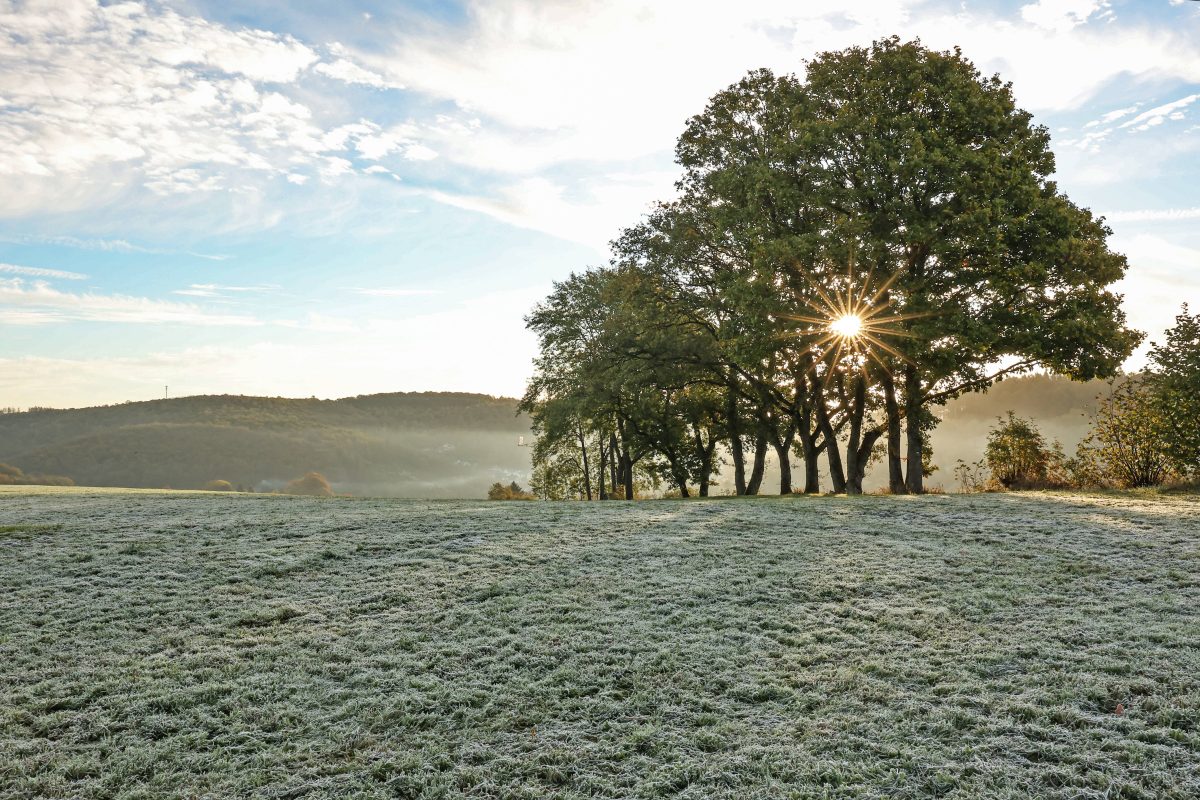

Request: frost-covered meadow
left=2, top=487, right=1198, bottom=799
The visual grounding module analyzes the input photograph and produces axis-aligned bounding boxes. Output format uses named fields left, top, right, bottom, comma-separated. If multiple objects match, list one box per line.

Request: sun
left=829, top=313, right=863, bottom=339
left=782, top=262, right=933, bottom=381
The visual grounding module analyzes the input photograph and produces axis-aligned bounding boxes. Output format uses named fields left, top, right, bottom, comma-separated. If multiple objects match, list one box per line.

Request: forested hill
left=0, top=393, right=531, bottom=497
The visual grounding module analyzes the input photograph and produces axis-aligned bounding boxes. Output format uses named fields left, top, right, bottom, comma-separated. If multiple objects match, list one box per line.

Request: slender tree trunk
left=597, top=434, right=608, bottom=500
left=692, top=422, right=715, bottom=497
left=609, top=432, right=620, bottom=497
left=845, top=375, right=866, bottom=496
left=745, top=429, right=768, bottom=495
left=815, top=401, right=847, bottom=493
left=904, top=364, right=924, bottom=494
left=725, top=384, right=747, bottom=495
left=577, top=422, right=592, bottom=501
left=699, top=440, right=716, bottom=497
left=775, top=436, right=794, bottom=494
left=883, top=372, right=906, bottom=494
left=623, top=450, right=634, bottom=500
left=797, top=417, right=820, bottom=493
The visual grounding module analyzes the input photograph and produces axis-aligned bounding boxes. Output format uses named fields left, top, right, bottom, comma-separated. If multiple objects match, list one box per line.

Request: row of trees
left=965, top=307, right=1200, bottom=491
left=0, top=463, right=74, bottom=487
left=521, top=38, right=1139, bottom=498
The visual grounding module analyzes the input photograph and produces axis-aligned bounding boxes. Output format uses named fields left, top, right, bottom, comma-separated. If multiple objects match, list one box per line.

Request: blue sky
left=2, top=0, right=1199, bottom=407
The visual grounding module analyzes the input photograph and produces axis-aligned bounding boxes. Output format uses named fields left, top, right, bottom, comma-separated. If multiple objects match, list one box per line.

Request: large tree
left=650, top=38, right=1140, bottom=493
left=525, top=38, right=1140, bottom=497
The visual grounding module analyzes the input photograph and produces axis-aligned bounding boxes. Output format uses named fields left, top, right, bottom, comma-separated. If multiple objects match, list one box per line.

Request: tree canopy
left=523, top=38, right=1140, bottom=497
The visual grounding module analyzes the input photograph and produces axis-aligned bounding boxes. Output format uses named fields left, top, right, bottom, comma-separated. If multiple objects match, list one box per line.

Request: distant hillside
left=0, top=393, right=531, bottom=498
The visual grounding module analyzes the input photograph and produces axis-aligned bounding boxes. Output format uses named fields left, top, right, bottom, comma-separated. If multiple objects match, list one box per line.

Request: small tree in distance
left=1147, top=305, right=1200, bottom=478
left=1074, top=379, right=1174, bottom=489
left=984, top=412, right=1066, bottom=489
left=284, top=472, right=333, bottom=497
left=487, top=481, right=535, bottom=500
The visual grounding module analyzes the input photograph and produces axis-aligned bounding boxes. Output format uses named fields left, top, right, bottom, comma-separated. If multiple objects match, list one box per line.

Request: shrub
left=487, top=481, right=535, bottom=500
left=284, top=472, right=334, bottom=497
left=1075, top=379, right=1174, bottom=488
left=983, top=412, right=1067, bottom=489
left=203, top=479, right=234, bottom=492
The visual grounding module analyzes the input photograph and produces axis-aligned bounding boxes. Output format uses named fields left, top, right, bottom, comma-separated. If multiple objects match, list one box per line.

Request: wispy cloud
left=1104, top=207, right=1200, bottom=223
left=1120, top=94, right=1200, bottom=131
left=314, top=58, right=403, bottom=90
left=0, top=234, right=230, bottom=261
left=1084, top=104, right=1140, bottom=128
left=352, top=287, right=441, bottom=297
left=0, top=278, right=261, bottom=327
left=0, top=263, right=87, bottom=280
left=172, top=283, right=278, bottom=298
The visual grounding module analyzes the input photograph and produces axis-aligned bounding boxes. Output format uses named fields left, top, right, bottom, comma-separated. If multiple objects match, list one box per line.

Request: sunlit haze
left=3, top=0, right=1199, bottom=408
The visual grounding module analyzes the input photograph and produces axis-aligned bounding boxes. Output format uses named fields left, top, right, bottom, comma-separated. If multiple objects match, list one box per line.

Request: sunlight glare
left=829, top=313, right=864, bottom=338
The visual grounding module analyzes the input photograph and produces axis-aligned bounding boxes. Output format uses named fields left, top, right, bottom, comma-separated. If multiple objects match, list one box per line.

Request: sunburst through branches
left=787, top=265, right=931, bottom=381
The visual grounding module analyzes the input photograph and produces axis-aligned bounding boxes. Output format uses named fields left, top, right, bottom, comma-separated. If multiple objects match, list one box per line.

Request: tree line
left=520, top=38, right=1140, bottom=499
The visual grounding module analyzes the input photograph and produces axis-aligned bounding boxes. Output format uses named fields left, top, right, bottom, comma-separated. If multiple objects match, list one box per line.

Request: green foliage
left=983, top=412, right=1066, bottom=489
left=1075, top=379, right=1175, bottom=489
left=202, top=479, right=234, bottom=492
left=1147, top=305, right=1200, bottom=476
left=527, top=38, right=1139, bottom=497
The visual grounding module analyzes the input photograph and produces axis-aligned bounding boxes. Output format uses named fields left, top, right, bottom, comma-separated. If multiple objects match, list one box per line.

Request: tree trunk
left=745, top=429, right=768, bottom=495
left=883, top=372, right=906, bottom=494
left=797, top=423, right=820, bottom=493
left=815, top=401, right=847, bottom=493
left=844, top=375, right=866, bottom=496
left=725, top=384, right=747, bottom=495
left=623, top=450, right=634, bottom=500
left=597, top=434, right=608, bottom=500
left=904, top=364, right=924, bottom=494
left=775, top=437, right=793, bottom=494
left=848, top=430, right=883, bottom=494
left=577, top=422, right=592, bottom=501
left=609, top=432, right=620, bottom=497
left=699, top=439, right=716, bottom=497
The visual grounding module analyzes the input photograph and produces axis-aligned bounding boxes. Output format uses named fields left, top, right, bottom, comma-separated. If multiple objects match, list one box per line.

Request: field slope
left=2, top=488, right=1198, bottom=798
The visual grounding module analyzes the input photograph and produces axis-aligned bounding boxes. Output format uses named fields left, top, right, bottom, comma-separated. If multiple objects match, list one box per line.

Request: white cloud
left=1119, top=93, right=1200, bottom=131
left=1020, top=0, right=1110, bottom=34
left=427, top=170, right=678, bottom=248
left=172, top=283, right=278, bottom=298
left=1084, top=104, right=1140, bottom=128
left=0, top=234, right=229, bottom=260
left=0, top=0, right=434, bottom=217
left=0, top=263, right=88, bottom=280
left=1103, top=207, right=1200, bottom=223
left=0, top=277, right=262, bottom=327
left=352, top=287, right=441, bottom=297
left=314, top=58, right=403, bottom=89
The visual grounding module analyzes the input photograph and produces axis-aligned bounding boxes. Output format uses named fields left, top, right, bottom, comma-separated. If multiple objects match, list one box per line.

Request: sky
left=2, top=0, right=1199, bottom=409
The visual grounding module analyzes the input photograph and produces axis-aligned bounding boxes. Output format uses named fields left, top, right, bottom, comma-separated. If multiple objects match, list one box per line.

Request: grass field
left=2, top=487, right=1198, bottom=799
